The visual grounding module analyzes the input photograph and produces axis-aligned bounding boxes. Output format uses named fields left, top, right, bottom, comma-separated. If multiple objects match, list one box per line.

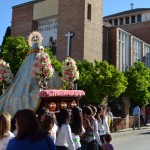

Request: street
left=112, top=128, right=150, bottom=150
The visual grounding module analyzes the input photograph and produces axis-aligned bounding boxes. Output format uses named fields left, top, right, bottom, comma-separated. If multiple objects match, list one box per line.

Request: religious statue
left=0, top=31, right=62, bottom=116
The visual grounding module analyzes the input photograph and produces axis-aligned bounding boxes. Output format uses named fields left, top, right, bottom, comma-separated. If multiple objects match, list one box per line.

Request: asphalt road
left=112, top=129, right=150, bottom=150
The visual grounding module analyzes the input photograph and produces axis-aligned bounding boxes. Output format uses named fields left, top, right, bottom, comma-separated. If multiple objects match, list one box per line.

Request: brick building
left=103, top=8, right=150, bottom=71
left=104, top=8, right=150, bottom=44
left=11, top=0, right=103, bottom=62
left=103, top=25, right=150, bottom=70
left=10, top=1, right=150, bottom=130
left=103, top=9, right=150, bottom=129
left=11, top=1, right=37, bottom=39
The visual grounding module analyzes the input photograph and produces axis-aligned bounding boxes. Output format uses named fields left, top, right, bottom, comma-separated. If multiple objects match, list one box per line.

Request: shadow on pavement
left=138, top=131, right=150, bottom=135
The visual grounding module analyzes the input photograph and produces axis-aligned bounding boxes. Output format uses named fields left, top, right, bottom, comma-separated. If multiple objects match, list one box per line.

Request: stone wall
left=113, top=116, right=134, bottom=131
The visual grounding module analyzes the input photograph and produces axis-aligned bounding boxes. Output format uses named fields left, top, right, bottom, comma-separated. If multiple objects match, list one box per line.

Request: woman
left=0, top=112, right=14, bottom=150
left=86, top=105, right=102, bottom=150
left=6, top=109, right=56, bottom=150
left=56, top=109, right=75, bottom=150
left=41, top=111, right=58, bottom=143
left=96, top=106, right=110, bottom=144
left=70, top=107, right=85, bottom=150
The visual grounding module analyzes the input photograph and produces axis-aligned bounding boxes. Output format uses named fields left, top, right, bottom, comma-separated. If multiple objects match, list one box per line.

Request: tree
left=2, top=36, right=62, bottom=77
left=1, top=26, right=11, bottom=49
left=2, top=36, right=29, bottom=76
left=125, top=62, right=150, bottom=106
left=77, top=60, right=128, bottom=105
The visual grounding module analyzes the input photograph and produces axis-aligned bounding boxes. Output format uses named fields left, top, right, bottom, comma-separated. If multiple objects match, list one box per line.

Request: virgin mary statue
left=0, top=31, right=62, bottom=116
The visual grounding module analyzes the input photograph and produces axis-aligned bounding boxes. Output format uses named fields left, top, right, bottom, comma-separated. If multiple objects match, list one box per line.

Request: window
left=118, top=29, right=130, bottom=72
left=119, top=18, right=124, bottom=25
left=144, top=44, right=150, bottom=68
left=137, top=14, right=141, bottom=22
left=87, top=4, right=91, bottom=20
left=114, top=19, right=118, bottom=26
left=125, top=17, right=129, bottom=24
left=131, top=16, right=135, bottom=23
left=132, top=38, right=142, bottom=63
left=108, top=20, right=112, bottom=25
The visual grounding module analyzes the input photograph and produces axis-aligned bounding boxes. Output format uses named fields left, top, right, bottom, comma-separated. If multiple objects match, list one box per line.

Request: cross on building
left=65, top=31, right=74, bottom=56
left=130, top=3, right=134, bottom=10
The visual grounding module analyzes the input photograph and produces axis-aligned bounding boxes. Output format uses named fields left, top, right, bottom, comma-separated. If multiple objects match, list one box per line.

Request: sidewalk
left=111, top=124, right=150, bottom=138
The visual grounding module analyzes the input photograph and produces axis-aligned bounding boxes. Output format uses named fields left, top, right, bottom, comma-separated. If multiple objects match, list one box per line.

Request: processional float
left=0, top=31, right=85, bottom=116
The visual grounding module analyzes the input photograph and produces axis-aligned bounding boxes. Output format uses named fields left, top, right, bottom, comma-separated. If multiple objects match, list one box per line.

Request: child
left=101, top=134, right=114, bottom=150
left=0, top=112, right=15, bottom=150
left=56, top=109, right=75, bottom=150
left=70, top=107, right=85, bottom=150
left=41, top=111, right=58, bottom=143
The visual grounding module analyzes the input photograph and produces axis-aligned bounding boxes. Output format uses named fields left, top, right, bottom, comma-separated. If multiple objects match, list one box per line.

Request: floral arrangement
left=39, top=89, right=85, bottom=97
left=32, top=52, right=54, bottom=80
left=0, top=59, right=13, bottom=84
left=62, top=57, right=79, bottom=89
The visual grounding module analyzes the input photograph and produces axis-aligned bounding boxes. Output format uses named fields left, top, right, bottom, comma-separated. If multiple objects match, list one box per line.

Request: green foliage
left=77, top=60, right=128, bottom=105
left=2, top=36, right=29, bottom=76
left=2, top=36, right=62, bottom=77
left=125, top=62, right=150, bottom=106
left=1, top=26, right=11, bottom=49
left=44, top=48, right=62, bottom=76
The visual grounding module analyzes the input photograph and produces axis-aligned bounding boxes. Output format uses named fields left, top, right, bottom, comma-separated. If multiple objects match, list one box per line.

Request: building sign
left=38, top=17, right=58, bottom=49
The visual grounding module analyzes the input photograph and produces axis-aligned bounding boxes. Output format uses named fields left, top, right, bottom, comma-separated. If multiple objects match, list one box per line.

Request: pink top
left=39, top=90, right=85, bottom=97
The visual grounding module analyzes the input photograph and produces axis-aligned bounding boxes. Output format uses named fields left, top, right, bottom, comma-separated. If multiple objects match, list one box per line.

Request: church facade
left=11, top=0, right=103, bottom=62
left=103, top=8, right=150, bottom=71
left=11, top=1, right=150, bottom=71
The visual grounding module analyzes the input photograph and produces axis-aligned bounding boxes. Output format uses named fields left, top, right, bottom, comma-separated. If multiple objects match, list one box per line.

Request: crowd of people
left=0, top=105, right=114, bottom=150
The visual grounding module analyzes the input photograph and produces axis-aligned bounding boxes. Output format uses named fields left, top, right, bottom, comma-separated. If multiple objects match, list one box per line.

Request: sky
left=0, top=0, right=150, bottom=45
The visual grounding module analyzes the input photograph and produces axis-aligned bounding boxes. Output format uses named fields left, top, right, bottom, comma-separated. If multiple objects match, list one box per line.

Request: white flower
left=32, top=52, right=53, bottom=80
left=0, top=59, right=13, bottom=84
left=62, top=57, right=79, bottom=84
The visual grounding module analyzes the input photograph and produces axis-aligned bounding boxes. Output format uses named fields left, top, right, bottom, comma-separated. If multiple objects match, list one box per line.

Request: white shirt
left=98, top=119, right=105, bottom=136
left=71, top=133, right=81, bottom=150
left=0, top=131, right=15, bottom=150
left=56, top=124, right=75, bottom=150
left=87, top=118, right=102, bottom=146
left=50, top=123, right=58, bottom=143
left=103, top=116, right=110, bottom=134
left=98, top=116, right=110, bottom=135
left=133, top=106, right=140, bottom=116
left=72, top=126, right=85, bottom=150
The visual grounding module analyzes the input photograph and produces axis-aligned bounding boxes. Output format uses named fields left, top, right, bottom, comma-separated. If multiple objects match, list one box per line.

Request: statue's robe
left=0, top=43, right=62, bottom=116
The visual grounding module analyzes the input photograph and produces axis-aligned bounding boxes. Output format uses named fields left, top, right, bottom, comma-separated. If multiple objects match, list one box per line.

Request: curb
left=111, top=126, right=150, bottom=138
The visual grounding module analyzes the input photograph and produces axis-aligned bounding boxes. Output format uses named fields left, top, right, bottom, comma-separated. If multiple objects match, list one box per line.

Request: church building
left=11, top=1, right=150, bottom=71
left=11, top=0, right=103, bottom=62
left=104, top=7, right=150, bottom=44
left=103, top=6, right=150, bottom=71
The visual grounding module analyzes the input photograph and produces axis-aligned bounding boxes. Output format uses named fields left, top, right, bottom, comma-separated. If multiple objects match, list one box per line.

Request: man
left=132, top=105, right=140, bottom=130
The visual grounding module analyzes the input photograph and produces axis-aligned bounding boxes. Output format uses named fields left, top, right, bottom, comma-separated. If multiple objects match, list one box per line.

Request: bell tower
left=57, top=0, right=103, bottom=62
